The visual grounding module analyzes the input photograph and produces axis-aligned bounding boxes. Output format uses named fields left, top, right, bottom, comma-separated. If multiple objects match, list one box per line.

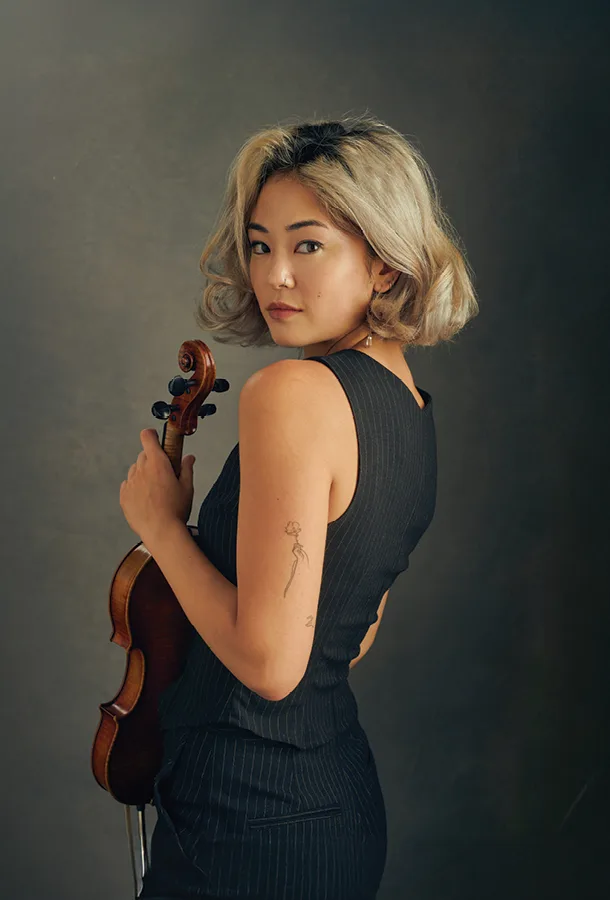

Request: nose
left=266, top=258, right=294, bottom=290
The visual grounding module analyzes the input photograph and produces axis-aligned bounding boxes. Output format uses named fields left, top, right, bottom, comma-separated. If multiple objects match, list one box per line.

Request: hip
left=155, top=718, right=385, bottom=829
left=144, top=718, right=387, bottom=898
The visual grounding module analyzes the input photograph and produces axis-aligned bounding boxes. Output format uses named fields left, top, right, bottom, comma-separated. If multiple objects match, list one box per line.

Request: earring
left=364, top=296, right=374, bottom=347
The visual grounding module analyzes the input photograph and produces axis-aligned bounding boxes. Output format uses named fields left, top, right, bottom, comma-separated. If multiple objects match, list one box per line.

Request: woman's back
left=157, top=347, right=437, bottom=749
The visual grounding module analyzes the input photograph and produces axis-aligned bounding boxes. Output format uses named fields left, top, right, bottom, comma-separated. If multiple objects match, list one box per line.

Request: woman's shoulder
left=240, top=357, right=344, bottom=468
left=241, top=358, right=346, bottom=421
left=243, top=357, right=332, bottom=392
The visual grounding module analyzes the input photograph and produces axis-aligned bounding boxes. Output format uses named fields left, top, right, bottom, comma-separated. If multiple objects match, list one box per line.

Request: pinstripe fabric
left=158, top=348, right=436, bottom=748
left=140, top=348, right=437, bottom=898
left=141, top=718, right=387, bottom=899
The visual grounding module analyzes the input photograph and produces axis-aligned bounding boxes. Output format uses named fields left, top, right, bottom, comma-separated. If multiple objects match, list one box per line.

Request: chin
left=270, top=336, right=302, bottom=349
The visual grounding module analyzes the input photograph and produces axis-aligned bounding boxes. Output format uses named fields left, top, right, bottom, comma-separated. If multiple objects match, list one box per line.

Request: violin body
left=91, top=339, right=230, bottom=808
left=91, top=533, right=196, bottom=806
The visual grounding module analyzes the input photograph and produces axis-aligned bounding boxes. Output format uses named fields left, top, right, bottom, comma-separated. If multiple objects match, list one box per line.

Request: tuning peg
left=151, top=400, right=180, bottom=420
left=167, top=376, right=229, bottom=397
left=167, top=376, right=196, bottom=397
left=198, top=403, right=217, bottom=419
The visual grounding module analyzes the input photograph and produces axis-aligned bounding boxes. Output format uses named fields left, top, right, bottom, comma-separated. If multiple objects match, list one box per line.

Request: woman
left=131, top=115, right=477, bottom=899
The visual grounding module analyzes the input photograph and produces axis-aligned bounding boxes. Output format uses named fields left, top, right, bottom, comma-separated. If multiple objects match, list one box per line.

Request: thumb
left=180, top=455, right=196, bottom=483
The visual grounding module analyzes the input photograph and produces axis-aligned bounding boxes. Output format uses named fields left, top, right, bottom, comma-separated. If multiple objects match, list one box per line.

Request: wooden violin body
left=91, top=534, right=196, bottom=806
left=91, top=339, right=229, bottom=807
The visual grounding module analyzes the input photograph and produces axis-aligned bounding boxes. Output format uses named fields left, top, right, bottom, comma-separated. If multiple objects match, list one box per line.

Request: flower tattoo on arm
left=283, top=521, right=310, bottom=604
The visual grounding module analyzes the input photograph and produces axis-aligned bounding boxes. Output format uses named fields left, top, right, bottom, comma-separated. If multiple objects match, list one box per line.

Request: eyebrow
left=246, top=219, right=329, bottom=234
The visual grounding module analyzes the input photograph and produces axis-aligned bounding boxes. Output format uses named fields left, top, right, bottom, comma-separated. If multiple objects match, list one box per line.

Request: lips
left=268, top=305, right=301, bottom=311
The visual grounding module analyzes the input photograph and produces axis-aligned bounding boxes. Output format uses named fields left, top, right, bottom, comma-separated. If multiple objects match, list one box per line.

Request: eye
left=296, top=240, right=322, bottom=254
left=248, top=240, right=322, bottom=255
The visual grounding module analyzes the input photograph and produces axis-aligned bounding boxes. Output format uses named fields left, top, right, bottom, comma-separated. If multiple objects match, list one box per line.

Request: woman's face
left=247, top=173, right=388, bottom=357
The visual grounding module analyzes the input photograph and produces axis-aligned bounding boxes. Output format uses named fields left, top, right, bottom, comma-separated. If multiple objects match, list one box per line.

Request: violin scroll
left=151, top=339, right=230, bottom=478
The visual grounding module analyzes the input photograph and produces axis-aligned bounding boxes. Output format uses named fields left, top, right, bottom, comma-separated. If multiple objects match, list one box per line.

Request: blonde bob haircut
left=195, top=113, right=478, bottom=351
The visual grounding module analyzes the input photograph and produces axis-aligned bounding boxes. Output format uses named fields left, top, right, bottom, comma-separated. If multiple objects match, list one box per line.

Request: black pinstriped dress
left=139, top=348, right=437, bottom=900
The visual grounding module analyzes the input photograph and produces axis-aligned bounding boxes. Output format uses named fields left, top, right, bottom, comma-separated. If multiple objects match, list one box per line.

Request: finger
left=140, top=428, right=159, bottom=446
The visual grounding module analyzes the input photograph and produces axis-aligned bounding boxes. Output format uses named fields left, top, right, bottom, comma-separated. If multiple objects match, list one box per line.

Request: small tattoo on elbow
left=283, top=520, right=310, bottom=598
left=305, top=615, right=315, bottom=628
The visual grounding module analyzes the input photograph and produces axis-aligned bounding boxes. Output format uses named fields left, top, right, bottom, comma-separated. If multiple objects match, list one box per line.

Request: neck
left=304, top=324, right=373, bottom=359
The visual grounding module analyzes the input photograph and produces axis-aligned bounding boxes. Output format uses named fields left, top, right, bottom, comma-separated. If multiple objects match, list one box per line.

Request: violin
left=91, top=339, right=230, bottom=894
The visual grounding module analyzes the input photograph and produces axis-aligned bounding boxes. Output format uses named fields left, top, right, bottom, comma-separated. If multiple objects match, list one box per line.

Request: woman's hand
left=119, top=428, right=196, bottom=545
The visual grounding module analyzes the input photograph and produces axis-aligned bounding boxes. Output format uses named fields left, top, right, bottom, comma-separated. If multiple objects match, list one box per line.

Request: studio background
left=1, top=1, right=608, bottom=898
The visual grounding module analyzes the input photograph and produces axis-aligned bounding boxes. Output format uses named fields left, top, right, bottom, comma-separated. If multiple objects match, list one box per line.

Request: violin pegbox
left=150, top=339, right=230, bottom=476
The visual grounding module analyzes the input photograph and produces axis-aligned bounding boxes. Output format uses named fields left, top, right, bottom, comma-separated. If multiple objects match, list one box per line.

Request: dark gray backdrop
left=1, top=1, right=608, bottom=898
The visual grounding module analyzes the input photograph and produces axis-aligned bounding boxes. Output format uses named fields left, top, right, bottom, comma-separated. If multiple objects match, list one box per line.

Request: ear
left=372, top=259, right=401, bottom=292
